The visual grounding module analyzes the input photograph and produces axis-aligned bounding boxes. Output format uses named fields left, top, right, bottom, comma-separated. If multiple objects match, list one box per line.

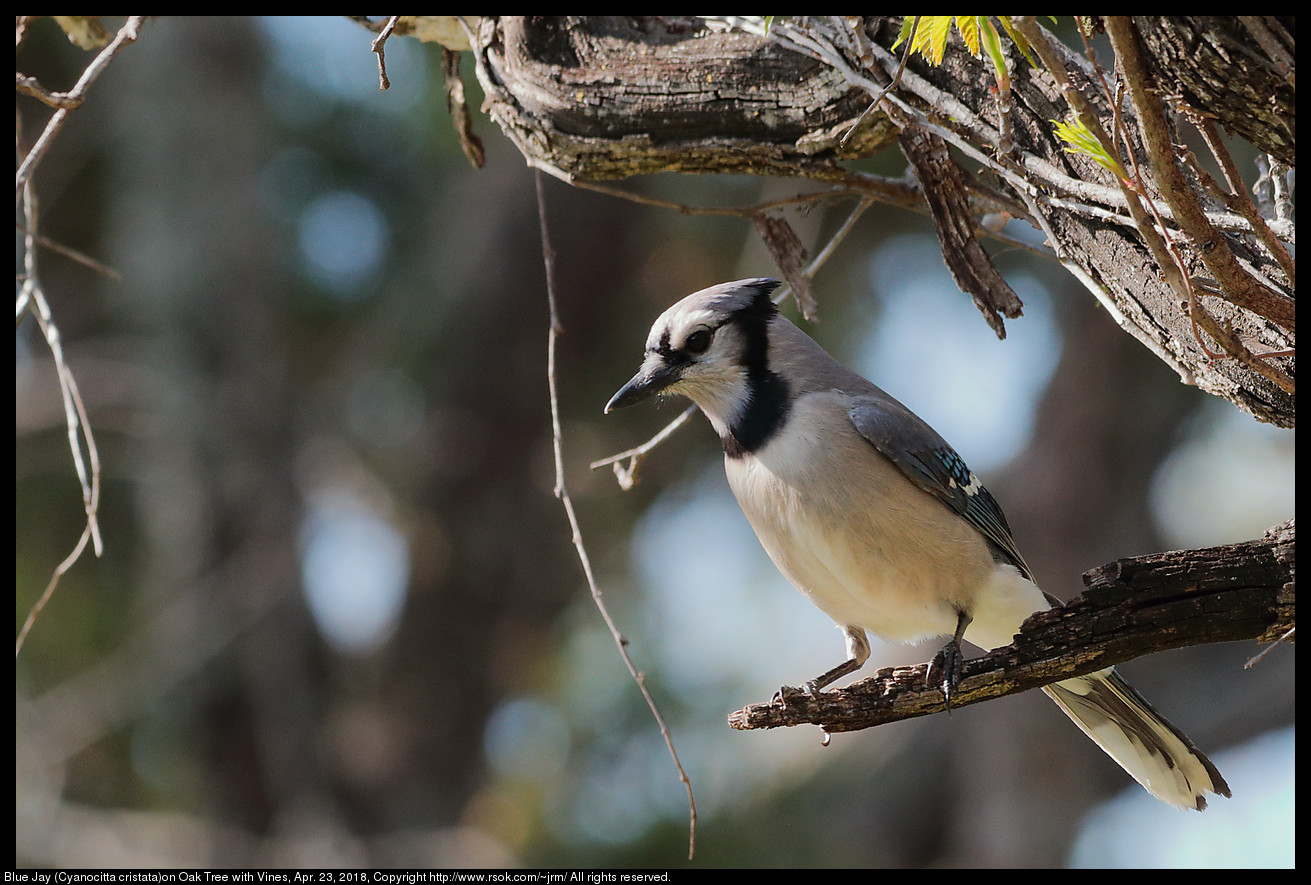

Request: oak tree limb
left=729, top=519, right=1294, bottom=733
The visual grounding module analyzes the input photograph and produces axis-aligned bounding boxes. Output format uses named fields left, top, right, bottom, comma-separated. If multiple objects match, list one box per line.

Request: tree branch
left=16, top=16, right=146, bottom=198
left=729, top=519, right=1294, bottom=733
left=1106, top=17, right=1296, bottom=337
left=1130, top=16, right=1293, bottom=166
left=453, top=15, right=1293, bottom=427
left=470, top=16, right=896, bottom=181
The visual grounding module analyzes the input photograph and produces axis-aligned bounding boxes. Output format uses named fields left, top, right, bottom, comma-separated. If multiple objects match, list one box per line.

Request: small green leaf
left=1052, top=117, right=1127, bottom=178
left=892, top=16, right=917, bottom=51
left=890, top=15, right=1043, bottom=72
left=978, top=17, right=1009, bottom=85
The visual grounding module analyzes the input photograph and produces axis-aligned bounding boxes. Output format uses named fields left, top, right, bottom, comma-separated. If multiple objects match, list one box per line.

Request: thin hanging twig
left=838, top=15, right=918, bottom=149
left=16, top=184, right=103, bottom=657
left=535, top=169, right=698, bottom=859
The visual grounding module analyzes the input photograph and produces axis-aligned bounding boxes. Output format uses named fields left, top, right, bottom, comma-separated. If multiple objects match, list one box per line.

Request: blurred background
left=16, top=17, right=1294, bottom=868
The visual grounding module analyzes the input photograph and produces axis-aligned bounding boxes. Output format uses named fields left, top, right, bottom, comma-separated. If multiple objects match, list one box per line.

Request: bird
left=604, top=277, right=1230, bottom=811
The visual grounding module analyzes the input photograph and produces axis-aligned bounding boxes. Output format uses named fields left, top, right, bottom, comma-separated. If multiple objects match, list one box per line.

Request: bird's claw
left=927, top=640, right=964, bottom=712
left=772, top=682, right=819, bottom=706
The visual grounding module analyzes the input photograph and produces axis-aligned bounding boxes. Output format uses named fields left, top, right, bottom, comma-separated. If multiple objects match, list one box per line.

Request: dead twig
left=16, top=184, right=103, bottom=657
left=535, top=169, right=698, bottom=859
left=370, top=15, right=400, bottom=90
left=839, top=15, right=917, bottom=150
left=16, top=16, right=146, bottom=199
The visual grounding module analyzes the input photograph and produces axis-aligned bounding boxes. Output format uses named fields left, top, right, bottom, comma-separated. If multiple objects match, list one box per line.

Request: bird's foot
left=927, top=639, right=965, bottom=712
left=771, top=681, right=823, bottom=706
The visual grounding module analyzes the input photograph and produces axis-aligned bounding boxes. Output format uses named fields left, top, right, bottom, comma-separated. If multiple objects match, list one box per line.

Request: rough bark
left=454, top=16, right=1294, bottom=427
left=473, top=16, right=897, bottom=180
left=730, top=520, right=1294, bottom=733
left=1131, top=16, right=1294, bottom=166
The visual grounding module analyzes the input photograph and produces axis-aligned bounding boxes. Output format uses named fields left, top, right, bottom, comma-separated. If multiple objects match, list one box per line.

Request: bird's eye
left=685, top=329, right=712, bottom=355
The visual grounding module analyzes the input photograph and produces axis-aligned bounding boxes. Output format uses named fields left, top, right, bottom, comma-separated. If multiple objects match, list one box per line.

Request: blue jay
left=605, top=278, right=1229, bottom=810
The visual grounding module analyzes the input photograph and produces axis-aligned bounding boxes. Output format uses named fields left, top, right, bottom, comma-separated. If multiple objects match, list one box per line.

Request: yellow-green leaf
left=1052, top=117, right=1127, bottom=178
left=956, top=16, right=981, bottom=56
left=996, top=16, right=1037, bottom=67
left=979, top=17, right=1009, bottom=84
left=914, top=15, right=954, bottom=64
left=892, top=16, right=917, bottom=51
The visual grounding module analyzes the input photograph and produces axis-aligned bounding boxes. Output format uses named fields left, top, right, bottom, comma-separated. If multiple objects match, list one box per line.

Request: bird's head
left=604, top=278, right=782, bottom=428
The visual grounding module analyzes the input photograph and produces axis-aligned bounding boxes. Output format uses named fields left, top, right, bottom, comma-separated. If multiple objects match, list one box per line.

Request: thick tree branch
left=471, top=16, right=896, bottom=181
left=1107, top=17, right=1296, bottom=340
left=1130, top=16, right=1294, bottom=166
left=449, top=16, right=1293, bottom=427
left=729, top=519, right=1293, bottom=733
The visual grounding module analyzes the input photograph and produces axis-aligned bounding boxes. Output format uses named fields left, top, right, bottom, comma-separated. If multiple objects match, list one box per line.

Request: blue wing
left=846, top=394, right=1033, bottom=581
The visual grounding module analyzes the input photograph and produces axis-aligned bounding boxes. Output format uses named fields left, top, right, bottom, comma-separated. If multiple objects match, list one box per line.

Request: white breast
left=723, top=391, right=1046, bottom=648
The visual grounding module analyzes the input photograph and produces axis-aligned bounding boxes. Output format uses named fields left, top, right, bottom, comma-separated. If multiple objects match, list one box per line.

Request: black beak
left=604, top=362, right=680, bottom=414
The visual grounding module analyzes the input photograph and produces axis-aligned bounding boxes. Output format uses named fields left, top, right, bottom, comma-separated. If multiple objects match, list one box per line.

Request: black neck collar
left=719, top=304, right=789, bottom=458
